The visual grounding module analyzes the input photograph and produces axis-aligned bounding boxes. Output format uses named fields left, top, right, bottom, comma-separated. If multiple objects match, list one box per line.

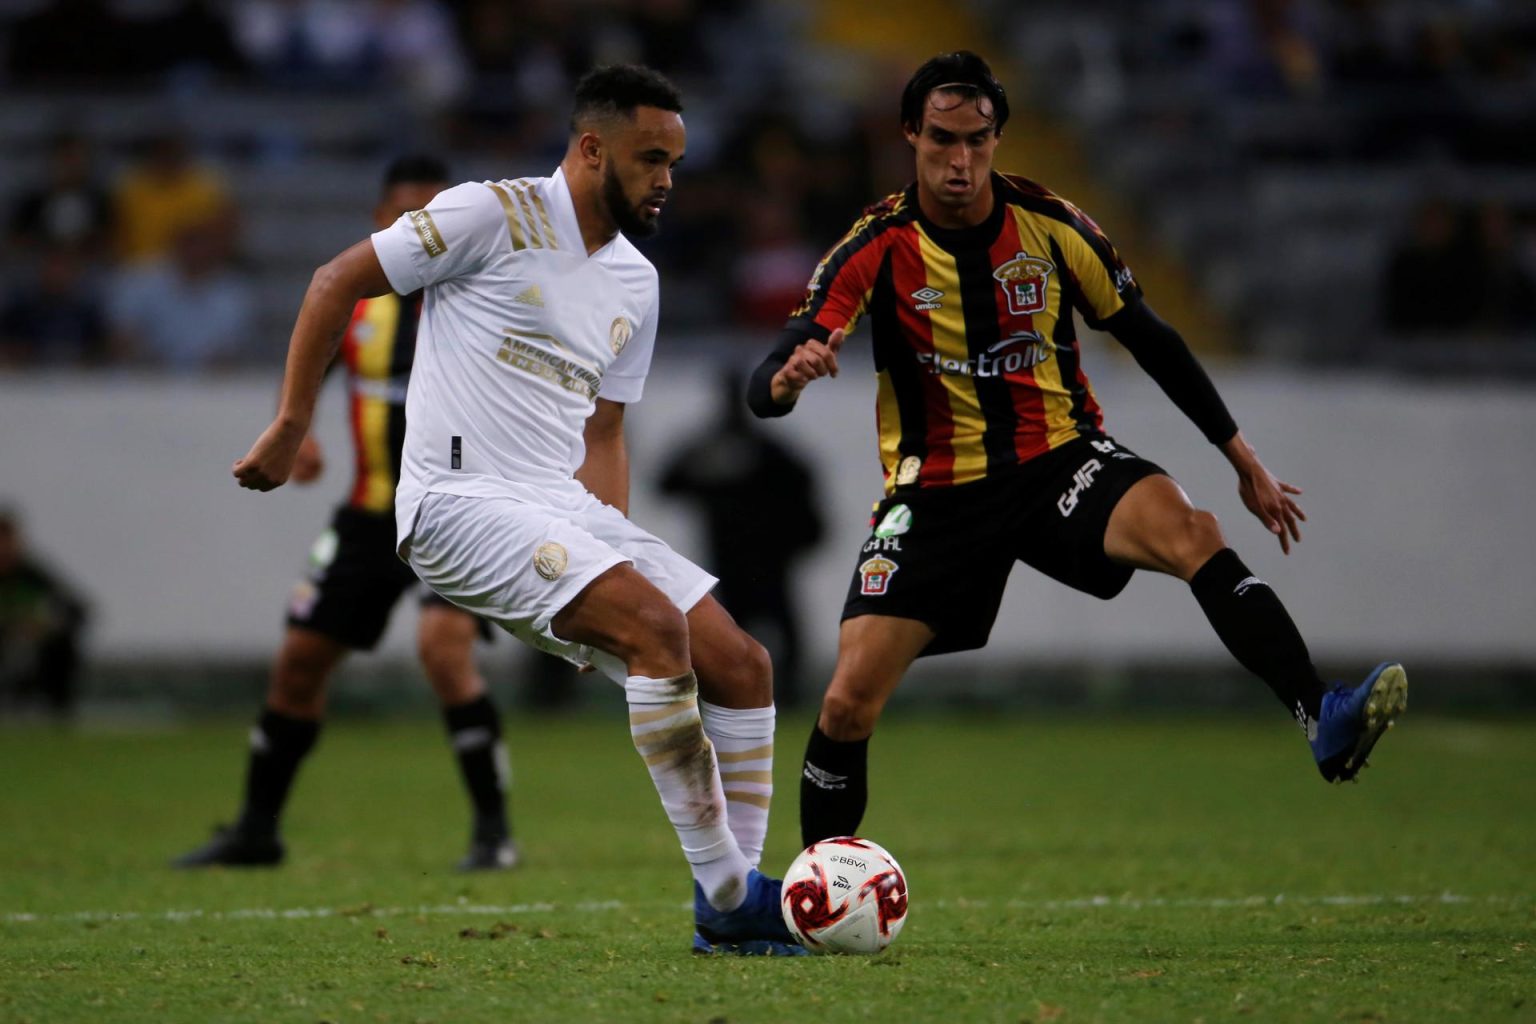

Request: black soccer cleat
left=172, top=824, right=285, bottom=868
left=456, top=837, right=521, bottom=872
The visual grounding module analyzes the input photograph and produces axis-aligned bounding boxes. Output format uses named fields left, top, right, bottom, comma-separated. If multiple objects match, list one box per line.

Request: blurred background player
left=659, top=368, right=824, bottom=708
left=174, top=155, right=518, bottom=872
left=748, top=52, right=1408, bottom=847
left=0, top=505, right=89, bottom=721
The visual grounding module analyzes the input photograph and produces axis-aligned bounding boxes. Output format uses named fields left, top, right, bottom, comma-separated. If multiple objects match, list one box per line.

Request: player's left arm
left=1102, top=300, right=1304, bottom=553
left=1057, top=210, right=1305, bottom=553
left=577, top=398, right=630, bottom=516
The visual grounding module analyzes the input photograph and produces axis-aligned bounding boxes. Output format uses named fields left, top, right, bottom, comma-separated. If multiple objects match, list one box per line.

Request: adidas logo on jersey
left=513, top=284, right=545, bottom=307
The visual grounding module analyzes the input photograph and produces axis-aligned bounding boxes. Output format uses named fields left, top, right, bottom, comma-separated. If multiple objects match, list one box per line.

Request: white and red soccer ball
left=780, top=837, right=908, bottom=954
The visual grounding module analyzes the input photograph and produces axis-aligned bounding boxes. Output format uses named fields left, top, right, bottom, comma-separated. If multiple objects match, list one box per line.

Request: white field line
left=3, top=893, right=1527, bottom=926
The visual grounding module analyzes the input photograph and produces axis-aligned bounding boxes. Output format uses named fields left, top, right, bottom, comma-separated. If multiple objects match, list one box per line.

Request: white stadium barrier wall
left=2, top=354, right=1532, bottom=670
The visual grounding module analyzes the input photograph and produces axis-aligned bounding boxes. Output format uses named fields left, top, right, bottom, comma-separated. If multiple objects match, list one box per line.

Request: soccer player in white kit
left=232, top=65, right=803, bottom=956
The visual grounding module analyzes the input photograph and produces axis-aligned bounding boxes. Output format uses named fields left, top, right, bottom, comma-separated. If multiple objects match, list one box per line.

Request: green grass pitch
left=2, top=712, right=1532, bottom=1023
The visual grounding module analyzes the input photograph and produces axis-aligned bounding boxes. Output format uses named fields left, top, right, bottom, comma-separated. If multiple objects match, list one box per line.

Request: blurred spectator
left=372, top=0, right=471, bottom=116
left=4, top=0, right=243, bottom=84
left=231, top=0, right=467, bottom=113
left=1382, top=198, right=1480, bottom=333
left=731, top=198, right=820, bottom=328
left=1205, top=0, right=1326, bottom=98
left=1383, top=197, right=1536, bottom=337
left=6, top=131, right=114, bottom=258
left=660, top=370, right=824, bottom=706
left=107, top=211, right=255, bottom=371
left=0, top=507, right=88, bottom=720
left=1469, top=201, right=1536, bottom=334
left=4, top=0, right=138, bottom=82
left=0, top=245, right=109, bottom=368
left=113, top=133, right=231, bottom=265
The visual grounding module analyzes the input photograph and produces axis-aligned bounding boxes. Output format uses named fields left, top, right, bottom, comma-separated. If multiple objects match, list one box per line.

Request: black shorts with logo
left=286, top=505, right=489, bottom=650
left=841, top=436, right=1165, bottom=657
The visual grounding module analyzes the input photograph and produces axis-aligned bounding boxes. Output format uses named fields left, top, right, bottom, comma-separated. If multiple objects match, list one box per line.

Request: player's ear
left=578, top=131, right=603, bottom=168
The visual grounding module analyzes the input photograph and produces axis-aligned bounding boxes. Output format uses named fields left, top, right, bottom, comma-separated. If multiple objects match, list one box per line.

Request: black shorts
left=841, top=436, right=1165, bottom=657
left=286, top=505, right=489, bottom=650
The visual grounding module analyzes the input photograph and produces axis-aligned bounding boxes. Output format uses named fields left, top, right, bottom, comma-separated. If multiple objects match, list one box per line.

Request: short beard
left=601, top=163, right=658, bottom=239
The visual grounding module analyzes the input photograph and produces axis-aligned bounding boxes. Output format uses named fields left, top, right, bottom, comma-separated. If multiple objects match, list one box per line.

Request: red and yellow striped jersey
left=340, top=291, right=421, bottom=513
left=790, top=173, right=1141, bottom=493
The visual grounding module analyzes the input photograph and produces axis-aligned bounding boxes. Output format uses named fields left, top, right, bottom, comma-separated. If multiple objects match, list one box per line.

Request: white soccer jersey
left=370, top=167, right=660, bottom=548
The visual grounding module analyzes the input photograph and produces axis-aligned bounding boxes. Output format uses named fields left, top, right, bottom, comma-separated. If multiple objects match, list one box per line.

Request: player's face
left=598, top=106, right=686, bottom=239
left=375, top=182, right=448, bottom=229
left=906, top=92, right=1000, bottom=217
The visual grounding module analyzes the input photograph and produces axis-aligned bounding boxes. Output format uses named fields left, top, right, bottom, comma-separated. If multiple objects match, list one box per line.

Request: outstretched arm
left=578, top=398, right=630, bottom=515
left=1218, top=431, right=1306, bottom=555
left=746, top=326, right=844, bottom=418
left=233, top=240, right=392, bottom=491
left=1103, top=299, right=1303, bottom=553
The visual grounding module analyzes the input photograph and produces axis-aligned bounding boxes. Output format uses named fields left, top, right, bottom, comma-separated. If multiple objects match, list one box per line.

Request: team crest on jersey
left=993, top=252, right=1054, bottom=316
left=534, top=542, right=568, bottom=581
left=895, top=456, right=922, bottom=487
left=859, top=555, right=899, bottom=596
left=610, top=316, right=633, bottom=355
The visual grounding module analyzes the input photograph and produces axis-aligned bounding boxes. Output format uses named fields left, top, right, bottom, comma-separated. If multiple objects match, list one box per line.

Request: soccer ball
left=780, top=836, right=908, bottom=954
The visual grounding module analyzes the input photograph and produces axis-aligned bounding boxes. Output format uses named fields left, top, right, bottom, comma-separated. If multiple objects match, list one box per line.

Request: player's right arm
left=233, top=240, right=391, bottom=491
left=747, top=209, right=887, bottom=418
left=236, top=181, right=505, bottom=492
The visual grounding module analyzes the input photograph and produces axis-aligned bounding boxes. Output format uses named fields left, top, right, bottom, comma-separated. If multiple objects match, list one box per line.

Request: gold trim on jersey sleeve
left=511, top=182, right=544, bottom=249
left=487, top=183, right=528, bottom=251
left=526, top=187, right=557, bottom=249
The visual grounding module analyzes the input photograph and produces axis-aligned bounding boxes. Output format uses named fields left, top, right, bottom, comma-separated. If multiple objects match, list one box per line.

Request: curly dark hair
left=570, top=64, right=683, bottom=133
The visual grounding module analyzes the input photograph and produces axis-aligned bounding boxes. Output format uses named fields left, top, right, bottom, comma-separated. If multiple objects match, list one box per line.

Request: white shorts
left=405, top=491, right=716, bottom=684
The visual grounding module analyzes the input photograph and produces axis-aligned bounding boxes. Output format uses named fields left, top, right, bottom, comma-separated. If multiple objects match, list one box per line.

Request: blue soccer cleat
left=1311, top=662, right=1408, bottom=783
left=692, top=869, right=807, bottom=956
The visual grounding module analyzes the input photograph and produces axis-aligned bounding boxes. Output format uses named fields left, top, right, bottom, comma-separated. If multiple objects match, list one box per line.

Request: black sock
left=1190, top=548, right=1325, bottom=726
left=800, top=725, right=869, bottom=848
left=443, top=695, right=509, bottom=842
left=236, top=709, right=320, bottom=838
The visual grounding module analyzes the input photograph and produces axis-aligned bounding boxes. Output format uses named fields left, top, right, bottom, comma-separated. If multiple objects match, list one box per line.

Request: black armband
left=746, top=320, right=823, bottom=419
left=1102, top=299, right=1238, bottom=445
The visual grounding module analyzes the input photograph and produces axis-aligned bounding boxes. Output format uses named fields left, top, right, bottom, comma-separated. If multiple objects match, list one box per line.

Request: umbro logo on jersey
left=513, top=285, right=545, bottom=307
left=803, top=763, right=849, bottom=790
left=909, top=286, right=944, bottom=311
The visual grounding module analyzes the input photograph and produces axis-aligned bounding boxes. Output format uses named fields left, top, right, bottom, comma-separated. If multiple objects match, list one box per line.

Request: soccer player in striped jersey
left=229, top=66, right=801, bottom=955
left=748, top=52, right=1407, bottom=847
left=175, top=157, right=519, bottom=872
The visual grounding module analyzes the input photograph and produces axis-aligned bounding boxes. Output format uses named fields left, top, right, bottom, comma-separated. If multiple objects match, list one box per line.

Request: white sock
left=699, top=700, right=775, bottom=869
left=627, top=672, right=750, bottom=911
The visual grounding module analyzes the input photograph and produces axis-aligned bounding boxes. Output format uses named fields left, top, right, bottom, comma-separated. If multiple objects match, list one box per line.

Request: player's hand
left=290, top=434, right=324, bottom=485
left=233, top=418, right=308, bottom=492
left=770, top=328, right=844, bottom=405
left=1235, top=462, right=1305, bottom=555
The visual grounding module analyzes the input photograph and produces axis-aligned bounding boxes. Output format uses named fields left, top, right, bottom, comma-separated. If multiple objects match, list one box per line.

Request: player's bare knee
left=820, top=688, right=879, bottom=741
left=271, top=649, right=330, bottom=706
left=613, top=599, right=690, bottom=668
left=418, top=645, right=479, bottom=704
left=718, top=632, right=772, bottom=705
left=1173, top=509, right=1226, bottom=577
